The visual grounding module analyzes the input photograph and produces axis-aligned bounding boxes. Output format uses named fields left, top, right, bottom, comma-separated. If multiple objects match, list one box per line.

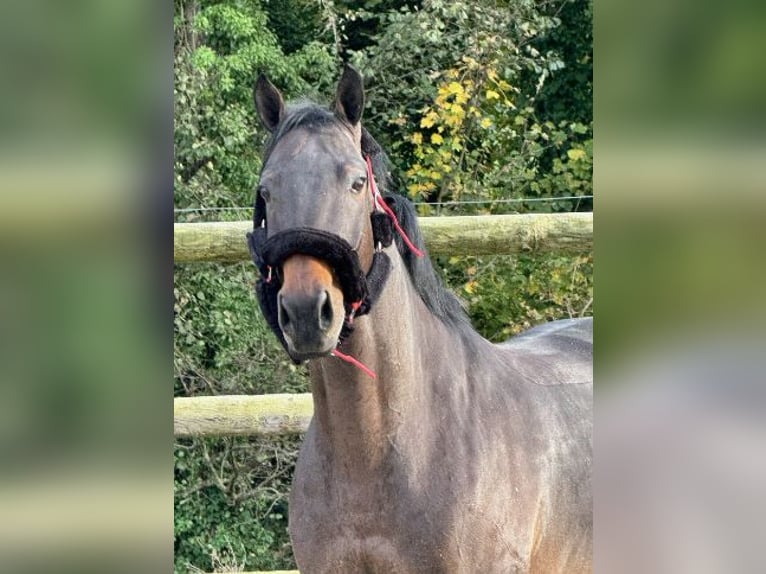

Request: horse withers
left=248, top=65, right=593, bottom=573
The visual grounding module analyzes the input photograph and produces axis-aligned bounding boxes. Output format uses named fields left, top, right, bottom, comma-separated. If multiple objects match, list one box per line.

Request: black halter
left=246, top=163, right=394, bottom=357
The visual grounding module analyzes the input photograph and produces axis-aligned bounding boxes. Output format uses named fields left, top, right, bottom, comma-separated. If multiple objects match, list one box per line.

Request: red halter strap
left=365, top=155, right=425, bottom=258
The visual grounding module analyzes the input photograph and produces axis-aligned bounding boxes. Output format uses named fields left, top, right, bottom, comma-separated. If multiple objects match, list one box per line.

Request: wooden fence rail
left=174, top=212, right=592, bottom=263
left=174, top=394, right=312, bottom=437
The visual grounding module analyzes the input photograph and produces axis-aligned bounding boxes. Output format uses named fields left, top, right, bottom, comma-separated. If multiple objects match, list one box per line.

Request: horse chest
left=289, top=458, right=443, bottom=570
left=289, top=456, right=532, bottom=573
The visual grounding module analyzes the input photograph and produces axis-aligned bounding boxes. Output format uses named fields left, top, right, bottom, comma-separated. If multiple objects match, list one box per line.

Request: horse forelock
left=263, top=102, right=355, bottom=169
left=261, top=102, right=393, bottom=190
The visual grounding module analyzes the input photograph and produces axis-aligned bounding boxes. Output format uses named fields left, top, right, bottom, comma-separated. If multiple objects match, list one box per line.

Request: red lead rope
left=331, top=349, right=377, bottom=379
left=365, top=155, right=425, bottom=258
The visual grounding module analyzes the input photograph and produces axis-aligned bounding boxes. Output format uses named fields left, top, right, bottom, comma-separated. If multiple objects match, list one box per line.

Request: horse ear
left=254, top=74, right=284, bottom=132
left=335, top=64, right=364, bottom=126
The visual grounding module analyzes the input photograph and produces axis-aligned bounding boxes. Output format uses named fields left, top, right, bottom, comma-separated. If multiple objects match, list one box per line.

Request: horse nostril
left=318, top=290, right=333, bottom=331
left=278, top=293, right=290, bottom=328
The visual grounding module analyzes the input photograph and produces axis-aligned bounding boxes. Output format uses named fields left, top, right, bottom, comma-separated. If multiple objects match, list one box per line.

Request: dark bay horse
left=248, top=66, right=592, bottom=573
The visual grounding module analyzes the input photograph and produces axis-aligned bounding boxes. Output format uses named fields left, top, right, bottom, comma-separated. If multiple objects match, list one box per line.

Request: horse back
left=499, top=317, right=592, bottom=386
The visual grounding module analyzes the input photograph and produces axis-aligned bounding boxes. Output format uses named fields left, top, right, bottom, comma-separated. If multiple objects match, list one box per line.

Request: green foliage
left=533, top=0, right=593, bottom=128
left=349, top=0, right=591, bottom=212
left=174, top=0, right=337, bottom=215
left=443, top=254, right=593, bottom=342
left=262, top=0, right=330, bottom=55
left=174, top=0, right=592, bottom=571
left=174, top=436, right=299, bottom=572
left=173, top=263, right=308, bottom=397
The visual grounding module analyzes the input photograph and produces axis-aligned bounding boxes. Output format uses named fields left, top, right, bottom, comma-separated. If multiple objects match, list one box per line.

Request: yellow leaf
left=464, top=280, right=478, bottom=294
left=486, top=89, right=500, bottom=100
left=480, top=118, right=493, bottom=129
left=567, top=148, right=587, bottom=161
left=420, top=111, right=438, bottom=128
left=447, top=81, right=464, bottom=95
left=444, top=114, right=461, bottom=128
left=447, top=102, right=461, bottom=113
left=431, top=133, right=444, bottom=145
left=411, top=132, right=423, bottom=145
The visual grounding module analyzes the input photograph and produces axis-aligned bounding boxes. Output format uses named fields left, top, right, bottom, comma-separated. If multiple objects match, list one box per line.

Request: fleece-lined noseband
left=246, top=155, right=399, bottom=370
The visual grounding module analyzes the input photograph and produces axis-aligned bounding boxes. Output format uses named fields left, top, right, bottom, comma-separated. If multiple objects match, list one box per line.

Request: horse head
left=249, top=66, right=386, bottom=363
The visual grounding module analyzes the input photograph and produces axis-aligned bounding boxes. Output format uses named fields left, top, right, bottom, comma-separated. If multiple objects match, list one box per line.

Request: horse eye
left=258, top=186, right=271, bottom=201
left=350, top=176, right=367, bottom=194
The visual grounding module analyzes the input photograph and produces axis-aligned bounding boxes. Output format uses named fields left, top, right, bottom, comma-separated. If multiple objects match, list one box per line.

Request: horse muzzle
left=276, top=254, right=345, bottom=360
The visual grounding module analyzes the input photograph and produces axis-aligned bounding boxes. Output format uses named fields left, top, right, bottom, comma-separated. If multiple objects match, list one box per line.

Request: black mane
left=260, top=101, right=472, bottom=335
left=384, top=194, right=473, bottom=334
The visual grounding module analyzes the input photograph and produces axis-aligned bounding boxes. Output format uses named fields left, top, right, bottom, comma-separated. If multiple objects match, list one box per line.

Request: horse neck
left=307, top=248, right=469, bottom=474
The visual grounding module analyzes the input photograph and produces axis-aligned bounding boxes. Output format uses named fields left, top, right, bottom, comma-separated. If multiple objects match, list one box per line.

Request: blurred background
left=0, top=0, right=171, bottom=572
left=0, top=0, right=764, bottom=572
left=596, top=0, right=766, bottom=571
